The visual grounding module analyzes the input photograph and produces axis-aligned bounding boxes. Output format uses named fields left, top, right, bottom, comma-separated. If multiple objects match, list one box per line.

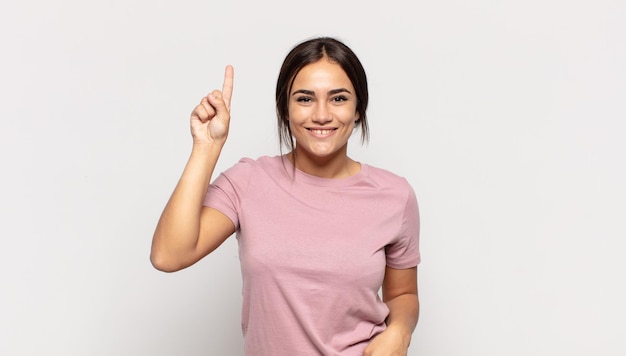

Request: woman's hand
left=363, top=325, right=410, bottom=356
left=190, top=65, right=234, bottom=145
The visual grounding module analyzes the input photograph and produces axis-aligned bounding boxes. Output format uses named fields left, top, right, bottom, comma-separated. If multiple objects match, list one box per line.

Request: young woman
left=151, top=37, right=421, bottom=356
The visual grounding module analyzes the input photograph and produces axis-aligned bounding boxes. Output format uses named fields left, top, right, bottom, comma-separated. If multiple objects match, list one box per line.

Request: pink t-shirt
left=204, top=155, right=420, bottom=355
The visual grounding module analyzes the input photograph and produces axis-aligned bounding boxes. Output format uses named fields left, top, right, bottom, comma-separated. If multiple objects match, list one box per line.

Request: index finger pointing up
left=222, top=65, right=234, bottom=110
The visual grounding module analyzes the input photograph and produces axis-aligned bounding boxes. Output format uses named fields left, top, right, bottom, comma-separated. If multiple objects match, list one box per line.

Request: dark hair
left=275, top=37, right=369, bottom=153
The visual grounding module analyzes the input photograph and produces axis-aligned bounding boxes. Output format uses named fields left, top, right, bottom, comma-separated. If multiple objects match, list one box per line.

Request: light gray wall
left=1, top=1, right=624, bottom=355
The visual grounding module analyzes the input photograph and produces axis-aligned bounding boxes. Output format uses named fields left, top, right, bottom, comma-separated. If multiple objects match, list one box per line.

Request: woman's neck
left=288, top=146, right=360, bottom=179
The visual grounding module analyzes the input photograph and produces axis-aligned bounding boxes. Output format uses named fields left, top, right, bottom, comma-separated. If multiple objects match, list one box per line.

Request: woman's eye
left=296, top=96, right=312, bottom=103
left=332, top=96, right=348, bottom=102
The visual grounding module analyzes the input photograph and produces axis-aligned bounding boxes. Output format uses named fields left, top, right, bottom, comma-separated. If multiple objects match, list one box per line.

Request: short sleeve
left=203, top=158, right=253, bottom=229
left=385, top=184, right=421, bottom=269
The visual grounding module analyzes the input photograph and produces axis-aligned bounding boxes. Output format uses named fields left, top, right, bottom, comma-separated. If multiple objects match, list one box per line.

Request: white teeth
left=311, top=129, right=332, bottom=135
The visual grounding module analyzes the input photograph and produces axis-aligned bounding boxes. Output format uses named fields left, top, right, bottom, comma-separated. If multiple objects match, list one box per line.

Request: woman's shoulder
left=222, top=155, right=284, bottom=176
left=231, top=155, right=283, bottom=168
left=362, top=163, right=412, bottom=188
left=361, top=164, right=418, bottom=209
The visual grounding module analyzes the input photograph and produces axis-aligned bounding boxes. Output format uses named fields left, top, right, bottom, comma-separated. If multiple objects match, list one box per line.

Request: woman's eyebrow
left=329, top=88, right=352, bottom=95
left=291, top=89, right=315, bottom=96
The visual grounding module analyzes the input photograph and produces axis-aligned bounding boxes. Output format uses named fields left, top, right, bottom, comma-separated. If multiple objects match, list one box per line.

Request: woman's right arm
left=150, top=66, right=236, bottom=272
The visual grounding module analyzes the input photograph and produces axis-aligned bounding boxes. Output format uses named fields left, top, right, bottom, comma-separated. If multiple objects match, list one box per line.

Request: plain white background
left=1, top=0, right=625, bottom=355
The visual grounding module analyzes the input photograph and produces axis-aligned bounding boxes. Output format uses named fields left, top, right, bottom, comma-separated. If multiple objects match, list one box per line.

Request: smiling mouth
left=307, top=128, right=337, bottom=135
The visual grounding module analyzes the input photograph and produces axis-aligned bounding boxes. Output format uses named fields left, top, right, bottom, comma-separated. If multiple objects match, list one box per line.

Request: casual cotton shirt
left=204, top=155, right=420, bottom=355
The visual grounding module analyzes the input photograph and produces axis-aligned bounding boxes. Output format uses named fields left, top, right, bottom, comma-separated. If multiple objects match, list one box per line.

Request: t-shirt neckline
left=277, top=155, right=369, bottom=188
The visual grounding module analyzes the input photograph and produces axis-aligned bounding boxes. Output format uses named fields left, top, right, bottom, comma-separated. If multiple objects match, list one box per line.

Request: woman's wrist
left=384, top=323, right=412, bottom=347
left=191, top=140, right=225, bottom=154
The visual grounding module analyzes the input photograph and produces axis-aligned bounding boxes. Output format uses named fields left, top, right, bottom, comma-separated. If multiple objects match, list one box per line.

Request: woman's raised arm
left=150, top=66, right=236, bottom=272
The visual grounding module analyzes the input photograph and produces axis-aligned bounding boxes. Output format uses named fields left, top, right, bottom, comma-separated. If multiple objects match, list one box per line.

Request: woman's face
left=287, top=58, right=359, bottom=161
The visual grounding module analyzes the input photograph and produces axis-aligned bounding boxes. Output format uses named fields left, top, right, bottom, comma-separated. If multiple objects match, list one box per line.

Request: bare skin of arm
left=150, top=66, right=236, bottom=272
left=364, top=266, right=419, bottom=356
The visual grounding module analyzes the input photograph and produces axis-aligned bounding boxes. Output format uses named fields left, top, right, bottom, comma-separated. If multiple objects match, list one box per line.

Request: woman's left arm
left=364, top=266, right=419, bottom=356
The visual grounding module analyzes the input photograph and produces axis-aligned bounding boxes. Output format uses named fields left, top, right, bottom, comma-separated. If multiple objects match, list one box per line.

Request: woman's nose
left=312, top=103, right=332, bottom=124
